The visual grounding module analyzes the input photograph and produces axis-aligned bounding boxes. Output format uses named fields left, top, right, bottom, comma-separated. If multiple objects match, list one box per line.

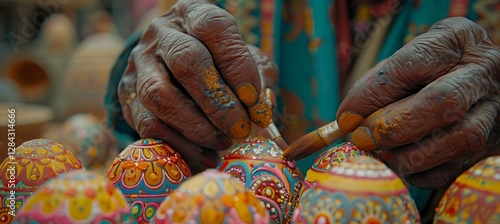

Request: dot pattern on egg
left=105, top=138, right=191, bottom=223
left=217, top=138, right=304, bottom=224
left=434, top=155, right=500, bottom=224
left=0, top=139, right=84, bottom=216
left=15, top=170, right=131, bottom=224
left=294, top=156, right=420, bottom=224
left=153, top=169, right=269, bottom=224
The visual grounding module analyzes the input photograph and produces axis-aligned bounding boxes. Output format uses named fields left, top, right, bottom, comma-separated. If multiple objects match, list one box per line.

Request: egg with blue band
left=217, top=137, right=304, bottom=224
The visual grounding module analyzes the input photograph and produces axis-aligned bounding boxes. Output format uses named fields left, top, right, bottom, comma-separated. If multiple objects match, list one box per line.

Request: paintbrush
left=248, top=92, right=288, bottom=150
left=282, top=120, right=345, bottom=160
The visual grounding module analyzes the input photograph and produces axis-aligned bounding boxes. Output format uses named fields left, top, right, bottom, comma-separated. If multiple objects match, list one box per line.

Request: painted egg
left=15, top=170, right=131, bottom=223
left=153, top=169, right=269, bottom=224
left=0, top=139, right=83, bottom=220
left=306, top=142, right=380, bottom=188
left=217, top=137, right=304, bottom=224
left=434, top=155, right=500, bottom=223
left=106, top=138, right=191, bottom=223
left=50, top=113, right=119, bottom=171
left=293, top=156, right=420, bottom=224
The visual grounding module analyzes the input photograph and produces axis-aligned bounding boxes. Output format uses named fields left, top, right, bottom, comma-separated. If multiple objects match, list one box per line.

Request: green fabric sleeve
left=104, top=30, right=144, bottom=149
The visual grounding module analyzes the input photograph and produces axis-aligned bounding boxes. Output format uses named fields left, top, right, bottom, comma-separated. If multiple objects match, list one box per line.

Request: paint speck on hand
left=203, top=66, right=236, bottom=109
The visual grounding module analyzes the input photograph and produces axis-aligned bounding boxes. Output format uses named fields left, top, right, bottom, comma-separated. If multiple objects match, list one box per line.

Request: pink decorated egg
left=293, top=156, right=420, bottom=224
left=217, top=137, right=304, bottom=223
left=16, top=170, right=131, bottom=223
left=0, top=139, right=83, bottom=220
left=153, top=169, right=269, bottom=224
left=434, top=155, right=500, bottom=223
left=306, top=142, right=380, bottom=188
left=106, top=138, right=191, bottom=223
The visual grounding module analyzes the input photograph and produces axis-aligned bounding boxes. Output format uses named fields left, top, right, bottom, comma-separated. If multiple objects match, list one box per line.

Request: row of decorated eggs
left=1, top=138, right=499, bottom=223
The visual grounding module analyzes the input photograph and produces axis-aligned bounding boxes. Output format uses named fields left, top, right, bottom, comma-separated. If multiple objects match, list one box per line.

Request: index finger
left=336, top=18, right=487, bottom=133
left=176, top=1, right=262, bottom=106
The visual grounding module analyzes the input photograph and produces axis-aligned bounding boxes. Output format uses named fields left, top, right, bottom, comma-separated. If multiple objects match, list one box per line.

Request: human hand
left=337, top=17, right=500, bottom=189
left=117, top=0, right=278, bottom=173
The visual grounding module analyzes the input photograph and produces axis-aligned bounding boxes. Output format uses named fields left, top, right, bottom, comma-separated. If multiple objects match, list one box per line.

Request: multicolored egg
left=0, top=139, right=83, bottom=220
left=293, top=156, right=420, bottom=224
left=434, top=155, right=500, bottom=223
left=217, top=137, right=304, bottom=224
left=15, top=170, right=131, bottom=223
left=106, top=138, right=191, bottom=223
left=306, top=142, right=379, bottom=188
left=153, top=169, right=269, bottom=224
left=57, top=113, right=119, bottom=171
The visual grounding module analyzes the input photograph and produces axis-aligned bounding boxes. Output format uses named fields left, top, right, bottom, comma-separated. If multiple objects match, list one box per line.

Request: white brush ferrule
left=318, top=120, right=340, bottom=145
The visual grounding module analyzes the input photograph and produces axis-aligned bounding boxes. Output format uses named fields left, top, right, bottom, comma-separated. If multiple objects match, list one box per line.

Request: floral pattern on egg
left=293, top=156, right=420, bottom=224
left=15, top=170, right=131, bottom=223
left=306, top=142, right=379, bottom=189
left=153, top=169, right=269, bottom=224
left=217, top=138, right=304, bottom=224
left=434, top=155, right=500, bottom=224
left=106, top=138, right=191, bottom=223
left=0, top=139, right=83, bottom=221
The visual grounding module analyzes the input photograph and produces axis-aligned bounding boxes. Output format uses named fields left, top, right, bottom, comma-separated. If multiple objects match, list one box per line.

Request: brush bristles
left=283, top=131, right=327, bottom=160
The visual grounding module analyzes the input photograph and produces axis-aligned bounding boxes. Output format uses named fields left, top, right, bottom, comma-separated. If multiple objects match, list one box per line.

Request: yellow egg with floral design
left=434, top=155, right=500, bottom=223
left=15, top=170, right=131, bottom=223
left=293, top=156, right=420, bottom=224
left=154, top=169, right=269, bottom=224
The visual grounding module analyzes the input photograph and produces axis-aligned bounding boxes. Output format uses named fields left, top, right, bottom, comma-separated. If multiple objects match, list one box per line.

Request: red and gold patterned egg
left=0, top=139, right=83, bottom=221
left=15, top=170, right=131, bottom=223
left=106, top=138, right=191, bottom=223
left=293, top=156, right=420, bottom=224
left=217, top=137, right=304, bottom=224
left=434, top=155, right=500, bottom=223
left=153, top=169, right=269, bottom=224
left=306, top=142, right=379, bottom=188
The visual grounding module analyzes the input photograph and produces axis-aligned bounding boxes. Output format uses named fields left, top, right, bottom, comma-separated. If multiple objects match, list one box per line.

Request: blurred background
left=0, top=0, right=176, bottom=170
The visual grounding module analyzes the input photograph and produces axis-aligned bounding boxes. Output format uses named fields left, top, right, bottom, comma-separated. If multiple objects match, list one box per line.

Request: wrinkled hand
left=117, top=0, right=278, bottom=173
left=337, top=17, right=500, bottom=189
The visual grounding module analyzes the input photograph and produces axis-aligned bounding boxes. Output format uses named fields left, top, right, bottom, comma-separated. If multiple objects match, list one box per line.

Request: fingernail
left=228, top=117, right=251, bottom=140
left=236, top=82, right=258, bottom=106
left=338, top=112, right=364, bottom=133
left=352, top=127, right=378, bottom=150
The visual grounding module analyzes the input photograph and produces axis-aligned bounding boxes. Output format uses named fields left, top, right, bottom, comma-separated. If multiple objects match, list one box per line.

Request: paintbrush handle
left=317, top=120, right=344, bottom=145
left=248, top=92, right=288, bottom=149
left=265, top=123, right=288, bottom=149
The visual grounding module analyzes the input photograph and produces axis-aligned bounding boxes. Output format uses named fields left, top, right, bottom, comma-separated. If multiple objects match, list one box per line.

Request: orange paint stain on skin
left=203, top=66, right=235, bottom=109
left=248, top=93, right=273, bottom=128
